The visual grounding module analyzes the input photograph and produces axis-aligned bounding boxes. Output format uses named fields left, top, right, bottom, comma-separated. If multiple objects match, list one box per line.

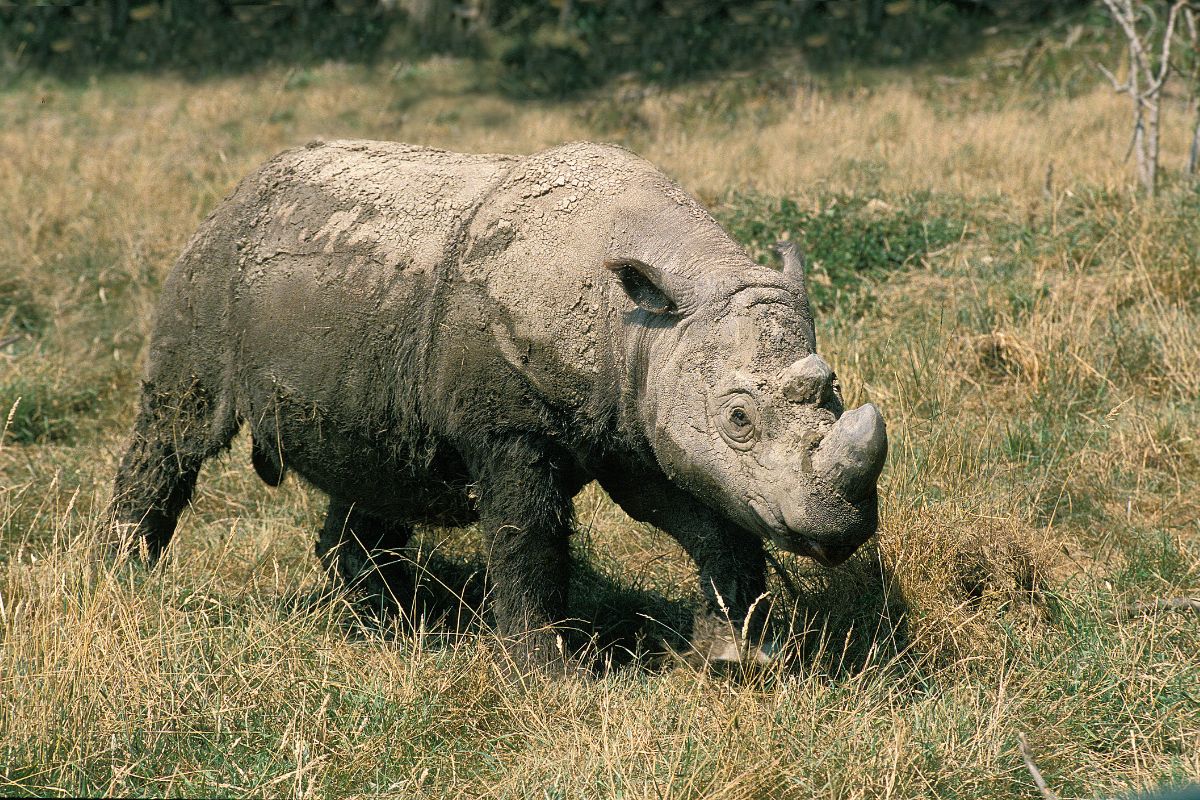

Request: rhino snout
left=810, top=402, right=887, bottom=502
left=765, top=403, right=886, bottom=565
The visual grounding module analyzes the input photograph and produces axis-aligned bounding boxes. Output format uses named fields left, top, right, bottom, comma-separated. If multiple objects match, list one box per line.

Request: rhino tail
left=251, top=434, right=286, bottom=487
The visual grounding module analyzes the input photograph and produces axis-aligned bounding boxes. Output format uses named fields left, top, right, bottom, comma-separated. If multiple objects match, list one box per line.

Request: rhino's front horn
left=811, top=403, right=887, bottom=501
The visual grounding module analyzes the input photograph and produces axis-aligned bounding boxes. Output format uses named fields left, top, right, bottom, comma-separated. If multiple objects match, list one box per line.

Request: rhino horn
left=810, top=403, right=887, bottom=502
left=773, top=240, right=815, bottom=346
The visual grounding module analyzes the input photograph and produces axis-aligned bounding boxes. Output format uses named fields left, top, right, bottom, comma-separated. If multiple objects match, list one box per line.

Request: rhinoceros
left=111, top=140, right=887, bottom=667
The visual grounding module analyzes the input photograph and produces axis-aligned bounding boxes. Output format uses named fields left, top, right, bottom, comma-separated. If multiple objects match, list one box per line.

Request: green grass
left=717, top=190, right=970, bottom=310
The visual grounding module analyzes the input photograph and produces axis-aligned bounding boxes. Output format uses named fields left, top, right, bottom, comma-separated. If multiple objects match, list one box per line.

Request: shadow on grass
left=774, top=547, right=915, bottom=679
left=287, top=542, right=914, bottom=681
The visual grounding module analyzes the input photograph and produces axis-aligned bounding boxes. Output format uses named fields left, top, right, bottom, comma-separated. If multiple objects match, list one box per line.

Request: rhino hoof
left=676, top=613, right=780, bottom=671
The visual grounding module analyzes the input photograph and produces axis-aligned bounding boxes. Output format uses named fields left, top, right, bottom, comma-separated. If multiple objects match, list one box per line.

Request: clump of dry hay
left=881, top=509, right=1056, bottom=663
left=952, top=331, right=1042, bottom=387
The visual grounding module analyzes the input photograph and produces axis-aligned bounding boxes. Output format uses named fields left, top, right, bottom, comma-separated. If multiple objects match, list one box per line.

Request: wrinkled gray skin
left=111, top=140, right=887, bottom=668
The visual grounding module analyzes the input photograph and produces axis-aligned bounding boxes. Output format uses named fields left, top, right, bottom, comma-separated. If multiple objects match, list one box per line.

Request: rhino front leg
left=467, top=437, right=574, bottom=671
left=318, top=500, right=414, bottom=604
left=596, top=466, right=770, bottom=662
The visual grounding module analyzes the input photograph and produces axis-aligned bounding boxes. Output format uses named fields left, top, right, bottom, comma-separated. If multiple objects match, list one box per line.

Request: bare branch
left=1102, top=0, right=1149, bottom=79
left=1100, top=0, right=1134, bottom=38
left=1148, top=0, right=1188, bottom=92
left=1017, top=733, right=1058, bottom=800
left=1185, top=6, right=1200, bottom=174
left=1096, top=60, right=1131, bottom=93
left=1124, top=116, right=1144, bottom=164
left=1098, top=0, right=1187, bottom=194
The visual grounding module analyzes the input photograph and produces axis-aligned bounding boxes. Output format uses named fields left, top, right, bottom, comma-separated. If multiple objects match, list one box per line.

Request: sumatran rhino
left=111, top=140, right=887, bottom=668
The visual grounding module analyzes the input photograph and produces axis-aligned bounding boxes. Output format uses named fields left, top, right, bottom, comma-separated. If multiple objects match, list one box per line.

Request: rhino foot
left=672, top=612, right=780, bottom=671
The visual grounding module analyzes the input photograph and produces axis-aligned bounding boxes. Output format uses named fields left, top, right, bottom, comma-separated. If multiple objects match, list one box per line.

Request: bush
left=0, top=0, right=397, bottom=77
left=1, top=0, right=1087, bottom=93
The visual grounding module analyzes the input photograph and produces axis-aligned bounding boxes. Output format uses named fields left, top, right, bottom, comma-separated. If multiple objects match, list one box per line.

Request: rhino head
left=609, top=241, right=887, bottom=566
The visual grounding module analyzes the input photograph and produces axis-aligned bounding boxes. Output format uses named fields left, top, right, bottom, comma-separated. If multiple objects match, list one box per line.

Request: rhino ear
left=773, top=240, right=817, bottom=347
left=605, top=258, right=689, bottom=316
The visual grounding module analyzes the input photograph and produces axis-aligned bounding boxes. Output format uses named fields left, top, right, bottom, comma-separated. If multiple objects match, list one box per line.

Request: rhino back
left=224, top=140, right=519, bottom=423
left=144, top=140, right=521, bottom=512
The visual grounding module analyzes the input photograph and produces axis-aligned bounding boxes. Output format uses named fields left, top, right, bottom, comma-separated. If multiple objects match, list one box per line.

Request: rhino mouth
left=764, top=490, right=879, bottom=567
left=770, top=534, right=851, bottom=567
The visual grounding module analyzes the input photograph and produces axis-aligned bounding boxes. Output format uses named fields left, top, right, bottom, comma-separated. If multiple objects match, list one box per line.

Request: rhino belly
left=228, top=253, right=471, bottom=524
left=253, top=396, right=477, bottom=526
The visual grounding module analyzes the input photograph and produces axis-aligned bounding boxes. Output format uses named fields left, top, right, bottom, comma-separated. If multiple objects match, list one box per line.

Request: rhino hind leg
left=110, top=378, right=238, bottom=561
left=318, top=500, right=414, bottom=603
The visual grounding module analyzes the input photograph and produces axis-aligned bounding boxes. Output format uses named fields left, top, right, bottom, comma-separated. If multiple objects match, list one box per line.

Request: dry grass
left=1, top=42, right=1198, bottom=799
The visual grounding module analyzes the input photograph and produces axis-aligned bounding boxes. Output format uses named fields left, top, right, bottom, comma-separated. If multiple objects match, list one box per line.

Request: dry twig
left=1017, top=732, right=1059, bottom=800
left=1112, top=596, right=1200, bottom=620
left=763, top=547, right=802, bottom=604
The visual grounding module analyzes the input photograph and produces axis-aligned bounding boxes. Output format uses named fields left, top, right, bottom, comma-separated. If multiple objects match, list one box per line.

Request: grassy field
left=1, top=18, right=1199, bottom=800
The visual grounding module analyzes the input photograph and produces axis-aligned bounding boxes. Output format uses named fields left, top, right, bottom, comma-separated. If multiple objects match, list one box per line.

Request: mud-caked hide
left=112, top=139, right=888, bottom=669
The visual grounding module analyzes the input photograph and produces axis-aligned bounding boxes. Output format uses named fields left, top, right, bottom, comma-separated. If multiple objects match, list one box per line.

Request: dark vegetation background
left=4, top=0, right=1084, bottom=94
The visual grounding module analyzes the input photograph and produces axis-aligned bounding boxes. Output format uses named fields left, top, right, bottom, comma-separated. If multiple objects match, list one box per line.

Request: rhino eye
left=717, top=395, right=759, bottom=451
